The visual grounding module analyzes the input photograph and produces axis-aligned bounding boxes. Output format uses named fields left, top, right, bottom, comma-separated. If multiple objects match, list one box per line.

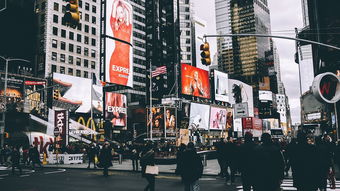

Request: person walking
left=180, top=142, right=203, bottom=191
left=87, top=144, right=97, bottom=169
left=99, top=142, right=112, bottom=177
left=131, top=144, right=140, bottom=172
left=253, top=133, right=285, bottom=191
left=215, top=138, right=226, bottom=177
left=224, top=137, right=237, bottom=185
left=29, top=145, right=42, bottom=170
left=11, top=147, right=22, bottom=175
left=175, top=143, right=186, bottom=175
left=238, top=132, right=256, bottom=191
left=140, top=142, right=156, bottom=191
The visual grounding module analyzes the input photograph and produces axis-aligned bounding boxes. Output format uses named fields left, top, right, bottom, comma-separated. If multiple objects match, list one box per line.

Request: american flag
left=152, top=66, right=167, bottom=77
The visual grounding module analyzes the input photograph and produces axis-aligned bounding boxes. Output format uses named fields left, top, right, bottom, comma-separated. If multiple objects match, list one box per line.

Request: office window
left=69, top=56, right=74, bottom=64
left=84, top=48, right=89, bottom=56
left=68, top=68, right=73, bottom=75
left=60, top=54, right=65, bottom=62
left=53, top=15, right=58, bottom=23
left=60, top=41, right=66, bottom=50
left=186, top=31, right=190, bottom=36
left=186, top=47, right=190, bottom=52
left=79, top=0, right=82, bottom=8
left=52, top=39, right=57, bottom=48
left=84, top=36, right=89, bottom=44
left=69, top=44, right=74, bottom=52
left=60, top=66, right=65, bottom=74
left=76, top=57, right=81, bottom=66
left=76, top=70, right=81, bottom=77
left=91, top=50, right=96, bottom=58
left=92, top=16, right=96, bottom=24
left=40, top=14, right=45, bottom=23
left=40, top=26, right=45, bottom=35
left=52, top=65, right=57, bottom=73
left=85, top=25, right=89, bottom=33
left=84, top=71, right=88, bottom=78
left=52, top=52, right=57, bottom=61
left=53, top=2, right=59, bottom=11
left=77, top=46, right=81, bottom=54
left=187, top=55, right=191, bottom=60
left=85, top=3, right=89, bottom=10
left=85, top=14, right=89, bottom=22
left=91, top=27, right=96, bottom=35
left=91, top=61, right=96, bottom=69
left=92, top=5, right=96, bottom=13
left=62, top=5, right=66, bottom=13
left=61, top=29, right=66, bottom=37
left=84, top=59, right=89, bottom=68
left=77, top=34, right=82, bottom=42
left=69, top=32, right=74, bottom=40
left=91, top=38, right=96, bottom=46
left=53, top=27, right=58, bottom=36
left=77, top=24, right=82, bottom=31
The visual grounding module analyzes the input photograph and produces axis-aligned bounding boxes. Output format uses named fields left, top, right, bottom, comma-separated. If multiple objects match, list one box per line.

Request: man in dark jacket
left=224, top=137, right=238, bottom=184
left=140, top=142, right=156, bottom=191
left=253, top=133, right=284, bottom=191
left=215, top=138, right=226, bottom=177
left=87, top=144, right=97, bottom=168
left=11, top=147, right=22, bottom=175
left=99, top=142, right=112, bottom=176
left=29, top=145, right=42, bottom=170
left=238, top=132, right=256, bottom=191
left=180, top=142, right=203, bottom=191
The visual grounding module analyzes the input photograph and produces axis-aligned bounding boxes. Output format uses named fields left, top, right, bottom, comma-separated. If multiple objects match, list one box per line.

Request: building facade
left=179, top=0, right=192, bottom=65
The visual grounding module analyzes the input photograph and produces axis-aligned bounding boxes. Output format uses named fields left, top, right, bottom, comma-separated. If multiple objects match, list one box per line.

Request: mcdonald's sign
left=76, top=116, right=103, bottom=140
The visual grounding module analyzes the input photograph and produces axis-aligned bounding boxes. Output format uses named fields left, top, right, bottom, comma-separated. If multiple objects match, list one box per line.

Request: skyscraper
left=179, top=0, right=193, bottom=65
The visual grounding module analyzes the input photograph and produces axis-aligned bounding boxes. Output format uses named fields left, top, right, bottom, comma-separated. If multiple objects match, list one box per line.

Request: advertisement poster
left=214, top=70, right=229, bottom=102
left=177, top=129, right=190, bottom=146
left=263, top=118, right=280, bottom=130
left=0, top=74, right=24, bottom=111
left=105, top=92, right=127, bottom=129
left=181, top=64, right=211, bottom=99
left=189, top=103, right=210, bottom=130
left=54, top=110, right=67, bottom=146
left=259, top=76, right=270, bottom=91
left=259, top=90, right=273, bottom=101
left=24, top=81, right=46, bottom=114
left=53, top=73, right=103, bottom=114
left=147, top=107, right=165, bottom=138
left=226, top=108, right=233, bottom=129
left=165, top=107, right=176, bottom=137
left=242, top=117, right=262, bottom=137
left=209, top=106, right=227, bottom=130
left=229, top=79, right=254, bottom=117
left=105, top=0, right=133, bottom=87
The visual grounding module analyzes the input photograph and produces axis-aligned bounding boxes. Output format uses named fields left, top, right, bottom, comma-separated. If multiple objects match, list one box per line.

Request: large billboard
left=242, top=117, right=262, bottom=137
left=147, top=107, right=165, bottom=138
left=229, top=79, right=254, bottom=117
left=105, top=92, right=127, bottom=129
left=53, top=73, right=103, bottom=113
left=165, top=107, right=176, bottom=137
left=189, top=103, right=210, bottom=130
left=209, top=106, right=227, bottom=130
left=181, top=64, right=211, bottom=99
left=105, top=0, right=133, bottom=87
left=214, top=70, right=229, bottom=102
left=24, top=81, right=46, bottom=114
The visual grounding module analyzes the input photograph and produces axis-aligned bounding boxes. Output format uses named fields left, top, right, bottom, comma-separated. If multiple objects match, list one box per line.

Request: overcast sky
left=193, top=0, right=303, bottom=124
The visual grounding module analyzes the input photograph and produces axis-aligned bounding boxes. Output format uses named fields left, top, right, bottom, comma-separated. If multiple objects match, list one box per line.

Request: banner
left=259, top=90, right=273, bottom=101
left=24, top=81, right=46, bottom=114
left=147, top=107, right=165, bottom=138
left=214, top=70, right=229, bottom=102
left=181, top=64, right=211, bottom=99
left=54, top=110, right=67, bottom=146
left=229, top=79, right=254, bottom=117
left=165, top=107, right=176, bottom=137
left=177, top=129, right=190, bottom=146
left=189, top=103, right=210, bottom=130
left=105, top=0, right=133, bottom=87
left=105, top=92, right=127, bottom=129
left=209, top=106, right=227, bottom=130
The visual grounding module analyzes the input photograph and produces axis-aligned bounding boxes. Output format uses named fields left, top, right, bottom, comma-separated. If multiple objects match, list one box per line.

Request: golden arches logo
left=77, top=117, right=103, bottom=141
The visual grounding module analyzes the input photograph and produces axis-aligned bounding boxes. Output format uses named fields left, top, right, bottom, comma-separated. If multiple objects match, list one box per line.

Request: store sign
left=312, top=72, right=340, bottom=103
left=233, top=103, right=249, bottom=118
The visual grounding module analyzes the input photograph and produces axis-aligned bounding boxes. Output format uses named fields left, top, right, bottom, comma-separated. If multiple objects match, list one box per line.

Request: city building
left=191, top=16, right=209, bottom=71
left=179, top=0, right=193, bottom=65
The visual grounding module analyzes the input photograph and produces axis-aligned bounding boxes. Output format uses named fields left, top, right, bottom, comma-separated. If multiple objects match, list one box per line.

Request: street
left=1, top=168, right=340, bottom=191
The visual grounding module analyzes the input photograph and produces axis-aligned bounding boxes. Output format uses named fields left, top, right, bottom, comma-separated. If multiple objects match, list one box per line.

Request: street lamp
left=0, top=56, right=30, bottom=148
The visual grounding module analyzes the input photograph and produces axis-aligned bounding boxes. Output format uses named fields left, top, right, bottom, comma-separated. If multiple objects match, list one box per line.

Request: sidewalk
left=44, top=159, right=220, bottom=176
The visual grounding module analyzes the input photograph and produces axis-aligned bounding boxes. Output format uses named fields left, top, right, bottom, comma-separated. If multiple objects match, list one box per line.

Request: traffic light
left=64, top=0, right=80, bottom=27
left=200, top=42, right=211, bottom=66
left=4, top=132, right=9, bottom=138
left=53, top=89, right=60, bottom=100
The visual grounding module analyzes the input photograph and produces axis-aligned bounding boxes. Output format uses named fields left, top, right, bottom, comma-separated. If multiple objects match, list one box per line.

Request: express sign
left=312, top=72, right=340, bottom=103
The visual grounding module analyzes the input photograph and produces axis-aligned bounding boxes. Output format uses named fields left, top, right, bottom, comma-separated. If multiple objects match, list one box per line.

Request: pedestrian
left=284, top=138, right=297, bottom=177
left=140, top=142, right=156, bottom=191
left=215, top=138, right=226, bottom=177
left=29, top=145, right=42, bottom=170
left=290, top=131, right=319, bottom=191
left=175, top=143, right=186, bottom=175
left=87, top=144, right=97, bottom=168
left=253, top=133, right=284, bottom=191
left=11, top=147, right=22, bottom=175
left=180, top=142, right=203, bottom=191
left=2, top=145, right=11, bottom=165
left=238, top=132, right=256, bottom=191
left=131, top=144, right=140, bottom=172
left=224, top=137, right=237, bottom=185
left=99, top=142, right=112, bottom=177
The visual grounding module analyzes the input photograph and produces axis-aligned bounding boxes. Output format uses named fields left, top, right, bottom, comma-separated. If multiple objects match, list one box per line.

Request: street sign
left=233, top=103, right=249, bottom=118
left=54, top=127, right=60, bottom=136
left=312, top=72, right=340, bottom=103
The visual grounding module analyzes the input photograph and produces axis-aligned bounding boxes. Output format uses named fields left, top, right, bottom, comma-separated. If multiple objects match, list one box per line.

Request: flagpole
left=91, top=74, right=94, bottom=141
left=149, top=60, right=153, bottom=140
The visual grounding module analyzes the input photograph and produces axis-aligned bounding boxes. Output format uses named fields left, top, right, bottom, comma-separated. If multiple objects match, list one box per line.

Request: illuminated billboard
left=24, top=81, right=46, bottom=114
left=105, top=92, right=127, bottom=129
left=181, top=64, right=211, bottom=99
left=165, top=107, right=176, bottom=138
left=259, top=90, right=273, bottom=101
left=105, top=0, right=133, bottom=87
left=147, top=107, right=165, bottom=138
left=189, top=103, right=210, bottom=130
left=214, top=70, right=229, bottom=102
left=229, top=79, right=254, bottom=117
left=209, top=106, right=227, bottom=130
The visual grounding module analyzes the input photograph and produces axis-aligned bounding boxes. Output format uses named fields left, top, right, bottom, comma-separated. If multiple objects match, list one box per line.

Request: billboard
left=214, top=70, right=229, bottom=102
left=229, top=79, right=254, bottom=117
left=147, top=107, right=165, bottom=138
left=259, top=76, right=270, bottom=91
left=181, top=64, right=211, bottom=99
left=24, top=81, right=46, bottom=114
left=53, top=73, right=103, bottom=113
left=242, top=117, right=262, bottom=137
left=263, top=118, right=280, bottom=130
left=259, top=90, right=273, bottom=101
left=189, top=103, right=210, bottom=130
left=105, top=0, right=133, bottom=87
left=165, top=107, right=176, bottom=137
left=105, top=92, right=127, bottom=129
left=54, top=110, right=67, bottom=146
left=226, top=108, right=233, bottom=129
left=209, top=106, right=227, bottom=130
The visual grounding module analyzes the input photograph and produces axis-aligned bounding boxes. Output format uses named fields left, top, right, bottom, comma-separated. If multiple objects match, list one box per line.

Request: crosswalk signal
left=64, top=0, right=80, bottom=27
left=200, top=42, right=211, bottom=66
left=53, top=89, right=60, bottom=100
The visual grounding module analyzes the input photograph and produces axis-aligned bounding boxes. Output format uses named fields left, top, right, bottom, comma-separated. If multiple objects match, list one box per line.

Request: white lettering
left=112, top=65, right=129, bottom=74
left=107, top=106, right=127, bottom=114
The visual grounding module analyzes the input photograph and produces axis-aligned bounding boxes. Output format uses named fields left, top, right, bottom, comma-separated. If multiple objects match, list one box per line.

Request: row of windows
left=53, top=1, right=97, bottom=14
left=51, top=64, right=91, bottom=78
left=52, top=27, right=96, bottom=46
left=51, top=38, right=96, bottom=58
left=51, top=52, right=96, bottom=69
left=53, top=15, right=97, bottom=35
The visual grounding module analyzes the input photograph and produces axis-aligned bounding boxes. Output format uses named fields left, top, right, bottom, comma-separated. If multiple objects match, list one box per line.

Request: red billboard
left=242, top=117, right=262, bottom=137
left=181, top=64, right=211, bottom=99
left=105, top=92, right=127, bottom=129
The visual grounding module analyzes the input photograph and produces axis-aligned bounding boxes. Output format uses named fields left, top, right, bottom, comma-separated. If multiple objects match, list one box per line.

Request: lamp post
left=0, top=56, right=30, bottom=148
